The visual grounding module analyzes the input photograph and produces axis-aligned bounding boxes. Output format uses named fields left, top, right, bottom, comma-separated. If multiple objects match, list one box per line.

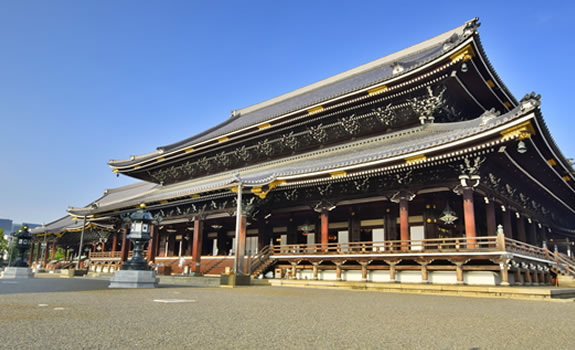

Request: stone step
left=268, top=279, right=575, bottom=301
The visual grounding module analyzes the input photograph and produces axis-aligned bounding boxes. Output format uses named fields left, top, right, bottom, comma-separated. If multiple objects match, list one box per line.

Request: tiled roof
left=110, top=19, right=478, bottom=166
left=76, top=98, right=536, bottom=215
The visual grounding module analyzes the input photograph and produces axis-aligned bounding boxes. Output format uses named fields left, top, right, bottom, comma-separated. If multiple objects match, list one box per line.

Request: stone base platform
left=220, top=274, right=251, bottom=287
left=1, top=267, right=34, bottom=279
left=269, top=279, right=575, bottom=301
left=109, top=270, right=158, bottom=288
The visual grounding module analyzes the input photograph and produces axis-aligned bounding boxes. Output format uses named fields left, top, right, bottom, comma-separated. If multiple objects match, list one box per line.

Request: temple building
left=38, top=18, right=575, bottom=285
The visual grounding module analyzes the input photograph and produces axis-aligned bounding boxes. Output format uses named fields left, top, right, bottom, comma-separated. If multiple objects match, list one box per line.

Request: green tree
left=0, top=228, right=11, bottom=265
left=0, top=229, right=8, bottom=252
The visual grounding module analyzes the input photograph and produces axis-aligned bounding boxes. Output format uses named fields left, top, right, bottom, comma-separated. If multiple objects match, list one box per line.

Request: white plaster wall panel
left=344, top=270, right=363, bottom=281
left=370, top=270, right=392, bottom=282
left=398, top=270, right=422, bottom=283
left=297, top=270, right=314, bottom=280
left=320, top=270, right=337, bottom=281
left=429, top=271, right=457, bottom=284
left=464, top=271, right=500, bottom=285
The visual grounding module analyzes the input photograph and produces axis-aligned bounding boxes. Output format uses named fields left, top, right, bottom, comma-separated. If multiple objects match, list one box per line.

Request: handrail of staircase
left=248, top=245, right=272, bottom=275
left=547, top=249, right=575, bottom=276
left=503, top=237, right=548, bottom=260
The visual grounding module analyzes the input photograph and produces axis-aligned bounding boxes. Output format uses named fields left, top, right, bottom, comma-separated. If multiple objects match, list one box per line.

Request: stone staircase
left=201, top=258, right=234, bottom=275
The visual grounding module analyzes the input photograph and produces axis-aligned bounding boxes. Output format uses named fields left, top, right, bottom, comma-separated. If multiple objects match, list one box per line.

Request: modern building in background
left=0, top=218, right=13, bottom=234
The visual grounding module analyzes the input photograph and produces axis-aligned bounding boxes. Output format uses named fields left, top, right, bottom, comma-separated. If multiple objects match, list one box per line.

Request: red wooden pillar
left=517, top=214, right=527, bottom=243
left=28, top=243, right=35, bottom=266
left=147, top=224, right=157, bottom=263
left=485, top=198, right=497, bottom=236
left=399, top=198, right=409, bottom=250
left=321, top=209, right=329, bottom=251
left=239, top=216, right=247, bottom=274
left=462, top=187, right=477, bottom=242
left=119, top=228, right=129, bottom=265
left=111, top=232, right=118, bottom=256
left=49, top=241, right=57, bottom=266
left=502, top=206, right=513, bottom=237
left=34, top=242, right=40, bottom=264
left=154, top=229, right=161, bottom=258
left=191, top=218, right=204, bottom=275
left=42, top=243, right=49, bottom=267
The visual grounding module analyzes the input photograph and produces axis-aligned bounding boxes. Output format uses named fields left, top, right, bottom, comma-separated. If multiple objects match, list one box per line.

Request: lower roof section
left=68, top=96, right=545, bottom=218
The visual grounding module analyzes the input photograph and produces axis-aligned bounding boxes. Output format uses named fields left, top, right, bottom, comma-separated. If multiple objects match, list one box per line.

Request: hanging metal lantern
left=439, top=203, right=458, bottom=225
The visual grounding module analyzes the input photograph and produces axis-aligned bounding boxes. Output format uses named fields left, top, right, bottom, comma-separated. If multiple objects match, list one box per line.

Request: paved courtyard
left=1, top=277, right=574, bottom=349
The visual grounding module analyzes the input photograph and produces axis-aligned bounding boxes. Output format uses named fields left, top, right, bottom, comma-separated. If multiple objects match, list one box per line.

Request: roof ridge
left=235, top=18, right=476, bottom=116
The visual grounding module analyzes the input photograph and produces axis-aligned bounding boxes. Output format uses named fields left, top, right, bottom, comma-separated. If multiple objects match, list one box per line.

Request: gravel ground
left=1, top=277, right=574, bottom=349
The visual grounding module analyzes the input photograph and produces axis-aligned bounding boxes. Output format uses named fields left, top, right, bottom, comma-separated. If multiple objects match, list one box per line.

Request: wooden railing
left=503, top=237, right=548, bottom=260
left=249, top=245, right=272, bottom=275
left=271, top=236, right=500, bottom=255
left=89, top=251, right=121, bottom=259
left=269, top=235, right=554, bottom=262
left=88, top=251, right=147, bottom=259
left=546, top=249, right=575, bottom=276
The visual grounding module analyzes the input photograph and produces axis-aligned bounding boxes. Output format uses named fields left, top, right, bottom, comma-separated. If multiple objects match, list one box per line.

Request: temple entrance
left=338, top=230, right=349, bottom=251
left=373, top=228, right=385, bottom=251
left=410, top=225, right=424, bottom=251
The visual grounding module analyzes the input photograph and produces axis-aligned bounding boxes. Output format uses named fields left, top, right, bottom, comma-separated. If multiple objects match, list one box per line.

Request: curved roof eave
left=109, top=18, right=479, bottom=169
left=92, top=98, right=540, bottom=215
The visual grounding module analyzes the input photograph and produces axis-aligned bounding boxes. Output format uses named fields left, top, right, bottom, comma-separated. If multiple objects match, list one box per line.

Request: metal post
left=76, top=216, right=87, bottom=269
left=233, top=182, right=243, bottom=275
left=40, top=232, right=47, bottom=268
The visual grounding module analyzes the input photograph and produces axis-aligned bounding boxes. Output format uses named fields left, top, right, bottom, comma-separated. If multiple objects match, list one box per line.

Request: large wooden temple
left=32, top=18, right=575, bottom=286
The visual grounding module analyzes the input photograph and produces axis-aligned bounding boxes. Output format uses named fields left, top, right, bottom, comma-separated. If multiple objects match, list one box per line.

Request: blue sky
left=0, top=1, right=573, bottom=225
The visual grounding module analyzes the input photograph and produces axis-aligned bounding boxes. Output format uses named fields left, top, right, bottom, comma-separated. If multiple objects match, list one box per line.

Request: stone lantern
left=1, top=226, right=34, bottom=279
left=109, top=204, right=159, bottom=288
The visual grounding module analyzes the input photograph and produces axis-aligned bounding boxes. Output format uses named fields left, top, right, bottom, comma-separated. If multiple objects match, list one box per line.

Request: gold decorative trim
left=257, top=123, right=271, bottom=130
left=500, top=121, right=535, bottom=140
left=230, top=186, right=238, bottom=193
left=218, top=137, right=229, bottom=143
left=157, top=157, right=165, bottom=162
left=449, top=44, right=475, bottom=62
left=548, top=159, right=557, bottom=166
left=307, top=106, right=324, bottom=115
left=160, top=200, right=169, bottom=204
left=184, top=147, right=195, bottom=153
left=368, top=85, right=388, bottom=96
left=133, top=165, right=141, bottom=169
left=249, top=180, right=286, bottom=199
left=405, top=154, right=427, bottom=164
left=330, top=170, right=347, bottom=178
left=563, top=176, right=571, bottom=182
left=191, top=194, right=201, bottom=198
left=112, top=168, right=119, bottom=173
left=486, top=80, right=495, bottom=88
left=504, top=101, right=512, bottom=108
